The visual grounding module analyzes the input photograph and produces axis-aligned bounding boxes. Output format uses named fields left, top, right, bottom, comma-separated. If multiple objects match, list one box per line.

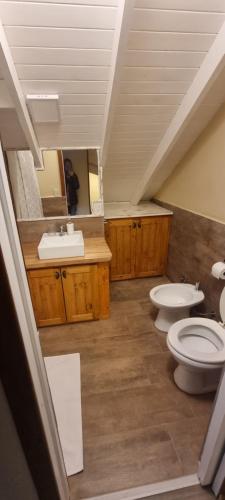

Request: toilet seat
left=168, top=318, right=225, bottom=365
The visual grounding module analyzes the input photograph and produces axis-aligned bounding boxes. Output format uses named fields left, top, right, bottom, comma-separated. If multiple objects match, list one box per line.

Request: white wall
left=89, top=172, right=100, bottom=203
left=156, top=103, right=225, bottom=224
left=36, top=150, right=61, bottom=197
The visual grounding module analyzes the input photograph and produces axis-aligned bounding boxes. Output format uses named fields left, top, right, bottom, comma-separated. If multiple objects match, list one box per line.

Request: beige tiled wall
left=17, top=216, right=104, bottom=244
left=154, top=199, right=225, bottom=318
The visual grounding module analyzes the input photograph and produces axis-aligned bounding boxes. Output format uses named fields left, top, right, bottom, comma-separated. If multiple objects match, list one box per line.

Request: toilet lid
left=168, top=318, right=225, bottom=365
left=220, top=287, right=225, bottom=322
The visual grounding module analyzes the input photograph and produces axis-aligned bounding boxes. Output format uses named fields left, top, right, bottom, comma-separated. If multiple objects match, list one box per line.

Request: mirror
left=6, top=148, right=103, bottom=220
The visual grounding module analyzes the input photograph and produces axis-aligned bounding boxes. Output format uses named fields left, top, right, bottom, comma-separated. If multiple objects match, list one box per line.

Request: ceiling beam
left=131, top=20, right=225, bottom=205
left=100, top=0, right=135, bottom=168
left=0, top=21, right=42, bottom=167
left=0, top=80, right=14, bottom=108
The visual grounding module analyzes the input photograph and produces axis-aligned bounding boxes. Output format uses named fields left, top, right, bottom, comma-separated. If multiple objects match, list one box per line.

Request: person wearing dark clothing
left=64, top=158, right=80, bottom=215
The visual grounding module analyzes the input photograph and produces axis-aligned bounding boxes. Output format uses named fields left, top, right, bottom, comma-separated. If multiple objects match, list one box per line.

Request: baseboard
left=84, top=473, right=200, bottom=500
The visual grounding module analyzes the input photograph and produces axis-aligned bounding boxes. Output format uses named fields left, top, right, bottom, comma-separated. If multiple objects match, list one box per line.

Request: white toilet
left=150, top=283, right=205, bottom=332
left=167, top=287, right=225, bottom=394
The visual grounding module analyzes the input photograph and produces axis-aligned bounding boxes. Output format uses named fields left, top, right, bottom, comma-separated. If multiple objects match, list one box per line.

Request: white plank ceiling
left=103, top=0, right=225, bottom=201
left=0, top=1, right=225, bottom=200
left=0, top=0, right=118, bottom=148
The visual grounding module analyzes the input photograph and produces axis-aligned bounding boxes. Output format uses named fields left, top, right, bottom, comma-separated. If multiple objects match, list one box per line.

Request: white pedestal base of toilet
left=154, top=308, right=190, bottom=333
left=173, top=364, right=221, bottom=395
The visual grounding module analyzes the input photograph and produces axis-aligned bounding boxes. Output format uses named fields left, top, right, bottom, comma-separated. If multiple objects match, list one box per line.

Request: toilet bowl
left=150, top=283, right=204, bottom=332
left=167, top=287, right=225, bottom=394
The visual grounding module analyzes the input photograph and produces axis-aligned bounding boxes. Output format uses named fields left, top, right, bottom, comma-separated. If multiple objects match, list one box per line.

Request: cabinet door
left=106, top=219, right=137, bottom=280
left=28, top=268, right=66, bottom=327
left=62, top=265, right=99, bottom=322
left=135, top=216, right=171, bottom=277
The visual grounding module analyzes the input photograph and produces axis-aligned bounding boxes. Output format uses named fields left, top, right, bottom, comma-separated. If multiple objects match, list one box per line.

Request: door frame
left=212, top=448, right=225, bottom=497
left=198, top=366, right=225, bottom=487
left=1, top=136, right=225, bottom=497
left=0, top=142, right=69, bottom=500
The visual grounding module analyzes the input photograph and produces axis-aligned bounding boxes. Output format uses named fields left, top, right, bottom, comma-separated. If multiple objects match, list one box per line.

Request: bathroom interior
left=1, top=2, right=225, bottom=500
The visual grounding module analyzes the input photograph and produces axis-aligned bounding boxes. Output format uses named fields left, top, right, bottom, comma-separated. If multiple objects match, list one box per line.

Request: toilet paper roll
left=211, top=262, right=225, bottom=280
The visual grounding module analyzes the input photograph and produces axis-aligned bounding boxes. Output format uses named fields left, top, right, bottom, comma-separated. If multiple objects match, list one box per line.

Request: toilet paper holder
left=211, top=261, right=225, bottom=280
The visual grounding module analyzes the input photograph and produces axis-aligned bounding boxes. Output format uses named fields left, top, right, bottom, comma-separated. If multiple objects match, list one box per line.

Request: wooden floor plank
left=39, top=277, right=214, bottom=499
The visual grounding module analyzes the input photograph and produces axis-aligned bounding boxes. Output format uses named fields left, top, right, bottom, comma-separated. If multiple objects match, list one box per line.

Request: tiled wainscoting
left=17, top=216, right=104, bottom=244
left=154, top=200, right=225, bottom=318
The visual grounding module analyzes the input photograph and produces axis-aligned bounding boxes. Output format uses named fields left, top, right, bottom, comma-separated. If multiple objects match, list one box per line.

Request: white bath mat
left=44, top=353, right=83, bottom=476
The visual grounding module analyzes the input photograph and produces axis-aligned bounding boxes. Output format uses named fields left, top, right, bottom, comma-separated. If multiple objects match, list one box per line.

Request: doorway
left=0, top=143, right=224, bottom=499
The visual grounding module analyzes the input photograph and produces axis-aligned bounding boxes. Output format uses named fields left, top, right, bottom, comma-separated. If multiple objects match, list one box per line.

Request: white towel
left=44, top=353, right=83, bottom=476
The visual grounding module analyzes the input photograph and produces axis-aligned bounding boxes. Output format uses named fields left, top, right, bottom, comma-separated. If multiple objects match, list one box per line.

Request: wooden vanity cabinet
left=62, top=265, right=99, bottom=323
left=28, top=263, right=109, bottom=327
left=104, top=218, right=136, bottom=280
left=105, top=215, right=171, bottom=281
left=135, top=216, right=171, bottom=278
left=27, top=268, right=66, bottom=327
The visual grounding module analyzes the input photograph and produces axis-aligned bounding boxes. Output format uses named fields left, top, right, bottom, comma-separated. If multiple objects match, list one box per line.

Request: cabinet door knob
left=62, top=270, right=67, bottom=279
left=132, top=222, right=136, bottom=229
left=54, top=271, right=60, bottom=279
left=138, top=222, right=141, bottom=228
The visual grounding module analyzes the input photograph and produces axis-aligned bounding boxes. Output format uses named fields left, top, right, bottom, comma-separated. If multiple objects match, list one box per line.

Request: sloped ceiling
left=1, top=1, right=225, bottom=202
left=103, top=0, right=225, bottom=201
left=0, top=0, right=118, bottom=148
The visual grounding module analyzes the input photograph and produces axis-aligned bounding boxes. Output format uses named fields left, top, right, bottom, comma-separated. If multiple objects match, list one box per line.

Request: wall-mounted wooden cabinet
left=105, top=216, right=171, bottom=281
left=28, top=263, right=109, bottom=327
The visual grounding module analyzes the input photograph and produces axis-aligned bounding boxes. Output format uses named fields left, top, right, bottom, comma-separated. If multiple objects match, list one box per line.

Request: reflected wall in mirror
left=6, top=148, right=102, bottom=220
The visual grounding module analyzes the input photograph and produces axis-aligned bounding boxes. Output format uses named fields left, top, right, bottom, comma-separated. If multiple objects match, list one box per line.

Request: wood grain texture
left=22, top=237, right=111, bottom=270
left=24, top=237, right=111, bottom=325
left=135, top=216, right=170, bottom=277
left=17, top=216, right=104, bottom=244
left=98, top=262, right=110, bottom=319
left=39, top=277, right=214, bottom=497
left=62, top=265, right=99, bottom=322
left=154, top=200, right=225, bottom=318
left=105, top=218, right=136, bottom=280
left=105, top=216, right=171, bottom=281
left=27, top=268, right=66, bottom=327
left=28, top=262, right=110, bottom=326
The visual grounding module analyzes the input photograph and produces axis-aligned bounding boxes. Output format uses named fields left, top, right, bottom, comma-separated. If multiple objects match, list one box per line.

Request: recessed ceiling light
left=26, top=94, right=59, bottom=123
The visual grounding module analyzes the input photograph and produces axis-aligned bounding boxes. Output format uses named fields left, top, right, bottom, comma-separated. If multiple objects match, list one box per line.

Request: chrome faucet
left=59, top=225, right=65, bottom=236
left=180, top=276, right=200, bottom=290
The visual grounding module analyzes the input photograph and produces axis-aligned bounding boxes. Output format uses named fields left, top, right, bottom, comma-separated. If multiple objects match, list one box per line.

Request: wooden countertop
left=22, top=237, right=112, bottom=270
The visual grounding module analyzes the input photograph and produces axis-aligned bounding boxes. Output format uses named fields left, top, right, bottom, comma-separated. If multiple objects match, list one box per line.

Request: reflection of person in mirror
left=64, top=158, right=80, bottom=215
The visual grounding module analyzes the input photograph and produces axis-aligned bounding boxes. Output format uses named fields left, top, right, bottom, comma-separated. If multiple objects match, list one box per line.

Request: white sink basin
left=38, top=231, right=84, bottom=260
